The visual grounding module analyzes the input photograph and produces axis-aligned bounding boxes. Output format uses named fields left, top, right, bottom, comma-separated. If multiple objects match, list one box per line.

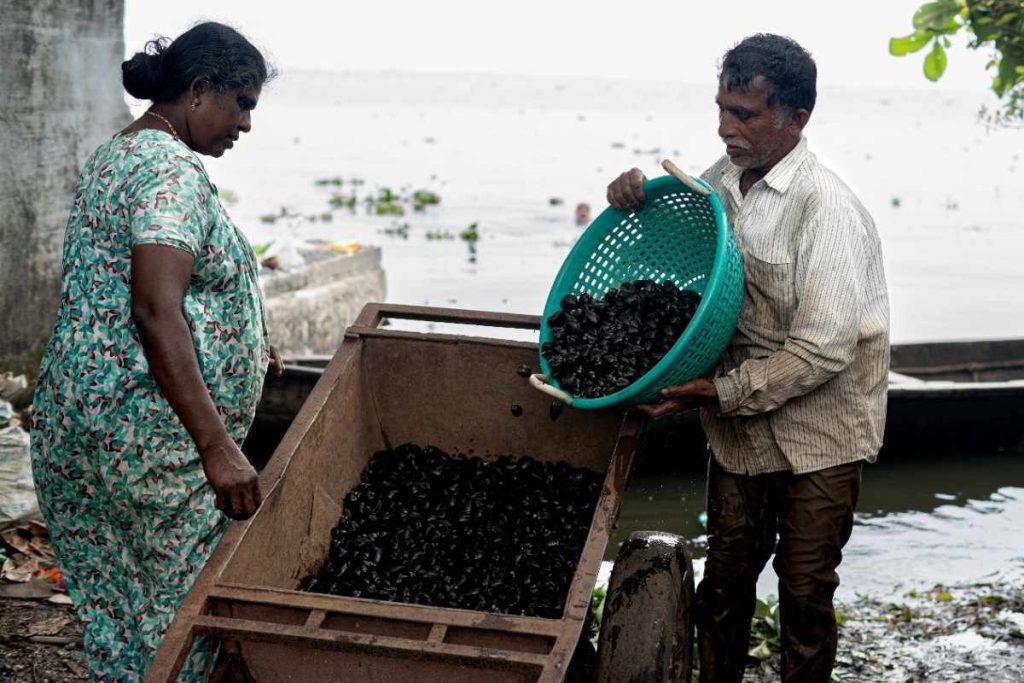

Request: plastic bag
left=261, top=231, right=305, bottom=271
left=0, top=410, right=41, bottom=524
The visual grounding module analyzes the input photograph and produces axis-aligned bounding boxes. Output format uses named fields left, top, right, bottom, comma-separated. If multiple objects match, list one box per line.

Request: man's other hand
left=637, top=378, right=718, bottom=419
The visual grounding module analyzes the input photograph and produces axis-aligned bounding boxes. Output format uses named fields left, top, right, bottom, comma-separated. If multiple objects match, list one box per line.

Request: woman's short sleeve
left=127, top=147, right=212, bottom=258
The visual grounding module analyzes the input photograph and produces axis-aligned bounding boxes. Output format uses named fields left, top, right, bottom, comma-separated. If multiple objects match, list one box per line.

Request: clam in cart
left=148, top=304, right=642, bottom=682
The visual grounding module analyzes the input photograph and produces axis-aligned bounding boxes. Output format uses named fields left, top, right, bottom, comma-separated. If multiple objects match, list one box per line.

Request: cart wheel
left=595, top=531, right=695, bottom=683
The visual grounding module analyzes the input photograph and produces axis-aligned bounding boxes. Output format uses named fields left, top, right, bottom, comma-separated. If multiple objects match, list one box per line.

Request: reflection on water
left=610, top=452, right=1024, bottom=600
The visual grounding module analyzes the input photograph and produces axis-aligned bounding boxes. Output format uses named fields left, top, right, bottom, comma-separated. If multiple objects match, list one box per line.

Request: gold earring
left=191, top=100, right=198, bottom=112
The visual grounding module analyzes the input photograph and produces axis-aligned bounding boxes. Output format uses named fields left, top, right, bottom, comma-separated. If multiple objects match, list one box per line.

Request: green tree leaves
left=913, top=0, right=965, bottom=31
left=889, top=0, right=962, bottom=80
left=891, top=0, right=1024, bottom=122
left=889, top=31, right=934, bottom=55
left=924, top=42, right=950, bottom=80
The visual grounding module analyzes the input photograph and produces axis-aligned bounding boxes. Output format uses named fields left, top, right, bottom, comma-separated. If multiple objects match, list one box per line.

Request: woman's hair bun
left=121, top=38, right=169, bottom=101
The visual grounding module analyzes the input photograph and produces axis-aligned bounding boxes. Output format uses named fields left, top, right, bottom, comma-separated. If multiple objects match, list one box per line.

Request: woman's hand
left=199, top=438, right=262, bottom=520
left=607, top=168, right=647, bottom=210
left=269, top=345, right=284, bottom=377
left=637, top=379, right=718, bottom=419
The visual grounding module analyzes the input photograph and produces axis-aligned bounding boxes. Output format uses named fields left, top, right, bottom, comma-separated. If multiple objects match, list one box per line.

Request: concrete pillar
left=0, top=0, right=129, bottom=375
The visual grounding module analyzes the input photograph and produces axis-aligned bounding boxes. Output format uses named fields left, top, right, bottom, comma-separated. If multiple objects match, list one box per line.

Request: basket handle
left=529, top=374, right=575, bottom=406
left=661, top=159, right=711, bottom=197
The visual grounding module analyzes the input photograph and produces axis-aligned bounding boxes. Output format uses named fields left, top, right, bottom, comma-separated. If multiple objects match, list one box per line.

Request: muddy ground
left=0, top=599, right=86, bottom=682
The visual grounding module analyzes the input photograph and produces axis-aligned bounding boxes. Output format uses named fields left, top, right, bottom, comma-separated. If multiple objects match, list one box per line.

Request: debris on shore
left=742, top=582, right=1024, bottom=682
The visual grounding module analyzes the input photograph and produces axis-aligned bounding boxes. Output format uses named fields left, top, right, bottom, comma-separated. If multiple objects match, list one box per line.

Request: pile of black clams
left=541, top=280, right=700, bottom=398
left=302, top=444, right=603, bottom=618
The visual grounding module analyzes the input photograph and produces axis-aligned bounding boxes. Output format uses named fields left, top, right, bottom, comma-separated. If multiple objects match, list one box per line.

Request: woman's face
left=190, top=86, right=260, bottom=157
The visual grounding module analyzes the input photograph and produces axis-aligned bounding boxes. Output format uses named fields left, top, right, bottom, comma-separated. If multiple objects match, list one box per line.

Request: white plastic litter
left=0, top=403, right=41, bottom=523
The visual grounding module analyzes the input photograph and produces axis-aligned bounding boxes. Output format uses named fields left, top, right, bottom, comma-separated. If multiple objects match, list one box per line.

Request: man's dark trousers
left=695, top=458, right=863, bottom=683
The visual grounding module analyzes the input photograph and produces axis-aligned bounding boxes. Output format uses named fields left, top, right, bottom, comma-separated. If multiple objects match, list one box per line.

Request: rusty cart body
left=148, top=304, right=641, bottom=682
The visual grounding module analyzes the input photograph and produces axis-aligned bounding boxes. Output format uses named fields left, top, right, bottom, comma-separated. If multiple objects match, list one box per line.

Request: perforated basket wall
left=538, top=175, right=744, bottom=409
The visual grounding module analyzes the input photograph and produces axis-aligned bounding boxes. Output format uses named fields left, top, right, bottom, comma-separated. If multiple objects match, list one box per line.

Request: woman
left=31, top=22, right=282, bottom=680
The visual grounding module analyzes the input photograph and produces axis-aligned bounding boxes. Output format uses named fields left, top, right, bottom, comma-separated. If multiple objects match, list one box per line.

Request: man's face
left=716, top=75, right=802, bottom=171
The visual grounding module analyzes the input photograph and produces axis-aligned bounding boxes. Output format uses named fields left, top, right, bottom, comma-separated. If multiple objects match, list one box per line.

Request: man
left=606, top=34, right=889, bottom=682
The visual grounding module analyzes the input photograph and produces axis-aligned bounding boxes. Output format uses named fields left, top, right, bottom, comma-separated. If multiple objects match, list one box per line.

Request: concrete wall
left=263, top=248, right=387, bottom=356
left=0, top=1, right=130, bottom=375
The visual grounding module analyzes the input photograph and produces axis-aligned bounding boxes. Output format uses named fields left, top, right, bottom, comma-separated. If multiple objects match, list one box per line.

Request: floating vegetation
left=541, top=280, right=700, bottom=398
left=218, top=188, right=238, bottom=205
left=259, top=206, right=300, bottom=225
left=375, top=201, right=405, bottom=216
left=315, top=177, right=344, bottom=187
left=379, top=222, right=410, bottom=239
left=549, top=197, right=564, bottom=206
left=329, top=194, right=358, bottom=211
left=316, top=179, right=441, bottom=218
left=302, top=445, right=602, bottom=618
left=459, top=222, right=480, bottom=243
left=372, top=188, right=406, bottom=215
left=425, top=230, right=454, bottom=241
left=412, top=190, right=441, bottom=212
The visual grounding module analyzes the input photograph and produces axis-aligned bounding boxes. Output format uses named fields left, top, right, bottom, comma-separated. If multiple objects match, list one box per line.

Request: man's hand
left=269, top=345, right=284, bottom=377
left=607, top=168, right=647, bottom=210
left=199, top=438, right=262, bottom=520
left=637, top=378, right=718, bottom=419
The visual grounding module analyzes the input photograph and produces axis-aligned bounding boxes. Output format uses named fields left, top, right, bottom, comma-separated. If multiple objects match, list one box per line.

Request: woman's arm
left=130, top=244, right=261, bottom=520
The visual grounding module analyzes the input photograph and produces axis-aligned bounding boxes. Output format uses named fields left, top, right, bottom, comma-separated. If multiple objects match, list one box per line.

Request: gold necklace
left=144, top=110, right=180, bottom=140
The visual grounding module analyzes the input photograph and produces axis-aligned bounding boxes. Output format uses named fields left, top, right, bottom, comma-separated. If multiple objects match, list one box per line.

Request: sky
left=125, top=0, right=995, bottom=92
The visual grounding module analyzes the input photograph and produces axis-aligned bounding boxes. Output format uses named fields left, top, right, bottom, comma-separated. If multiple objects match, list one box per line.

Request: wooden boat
left=243, top=311, right=1024, bottom=467
left=884, top=338, right=1024, bottom=454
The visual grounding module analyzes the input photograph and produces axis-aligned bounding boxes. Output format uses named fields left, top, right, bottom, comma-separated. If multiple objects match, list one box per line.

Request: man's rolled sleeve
left=713, top=372, right=743, bottom=414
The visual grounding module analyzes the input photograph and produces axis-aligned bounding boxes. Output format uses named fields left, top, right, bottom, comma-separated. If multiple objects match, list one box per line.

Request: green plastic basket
left=535, top=173, right=744, bottom=409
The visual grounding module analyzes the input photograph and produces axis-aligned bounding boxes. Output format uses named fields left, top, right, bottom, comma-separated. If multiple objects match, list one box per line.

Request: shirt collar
left=719, top=135, right=809, bottom=195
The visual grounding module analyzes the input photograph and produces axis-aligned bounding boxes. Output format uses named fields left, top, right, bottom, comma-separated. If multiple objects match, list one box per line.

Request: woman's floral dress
left=31, top=129, right=269, bottom=681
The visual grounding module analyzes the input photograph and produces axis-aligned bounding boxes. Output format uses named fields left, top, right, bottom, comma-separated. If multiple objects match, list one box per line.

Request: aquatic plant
left=412, top=190, right=441, bottom=212
left=379, top=222, right=410, bottom=239
left=258, top=206, right=299, bottom=224
left=328, top=194, right=358, bottom=210
left=459, top=222, right=480, bottom=243
left=748, top=596, right=782, bottom=661
left=375, top=201, right=405, bottom=216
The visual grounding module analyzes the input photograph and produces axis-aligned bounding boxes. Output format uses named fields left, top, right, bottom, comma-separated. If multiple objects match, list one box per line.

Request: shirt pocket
left=740, top=251, right=796, bottom=331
